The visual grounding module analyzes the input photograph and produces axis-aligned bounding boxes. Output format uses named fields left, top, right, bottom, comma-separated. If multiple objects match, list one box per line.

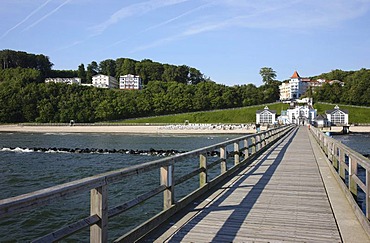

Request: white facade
left=314, top=114, right=329, bottom=128
left=279, top=71, right=346, bottom=101
left=279, top=71, right=311, bottom=101
left=279, top=82, right=290, bottom=100
left=92, top=74, right=118, bottom=89
left=119, top=74, right=142, bottom=90
left=325, top=105, right=349, bottom=125
left=278, top=100, right=317, bottom=125
left=256, top=106, right=277, bottom=125
left=45, top=77, right=81, bottom=85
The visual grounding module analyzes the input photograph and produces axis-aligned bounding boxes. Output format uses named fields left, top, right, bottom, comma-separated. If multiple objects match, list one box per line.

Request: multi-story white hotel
left=119, top=74, right=142, bottom=90
left=92, top=74, right=118, bottom=89
left=45, top=77, right=81, bottom=85
left=279, top=71, right=345, bottom=101
left=279, top=71, right=311, bottom=100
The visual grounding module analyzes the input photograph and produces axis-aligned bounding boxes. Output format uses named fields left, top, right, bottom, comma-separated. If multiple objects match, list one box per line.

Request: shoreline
left=0, top=124, right=370, bottom=134
left=0, top=125, right=256, bottom=134
left=321, top=126, right=370, bottom=133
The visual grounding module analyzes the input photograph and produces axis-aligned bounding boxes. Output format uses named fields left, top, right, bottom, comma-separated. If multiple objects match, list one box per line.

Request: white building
left=279, top=71, right=311, bottom=101
left=314, top=114, right=329, bottom=128
left=45, top=77, right=81, bottom=85
left=325, top=105, right=349, bottom=126
left=278, top=99, right=317, bottom=125
left=279, top=71, right=346, bottom=101
left=119, top=74, right=142, bottom=90
left=256, top=106, right=277, bottom=125
left=92, top=74, right=118, bottom=89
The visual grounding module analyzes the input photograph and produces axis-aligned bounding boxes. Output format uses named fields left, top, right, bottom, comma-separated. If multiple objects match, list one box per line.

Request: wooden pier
left=142, top=127, right=370, bottom=242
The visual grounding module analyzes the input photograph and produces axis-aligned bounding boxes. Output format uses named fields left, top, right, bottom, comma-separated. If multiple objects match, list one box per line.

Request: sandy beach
left=0, top=124, right=369, bottom=134
left=0, top=124, right=256, bottom=134
left=322, top=126, right=370, bottom=133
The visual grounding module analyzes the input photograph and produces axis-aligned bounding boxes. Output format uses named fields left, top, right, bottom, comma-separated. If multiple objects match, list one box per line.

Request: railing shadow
left=164, top=127, right=298, bottom=242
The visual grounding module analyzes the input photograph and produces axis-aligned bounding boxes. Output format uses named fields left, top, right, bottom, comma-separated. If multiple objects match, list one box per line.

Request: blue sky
left=1, top=0, right=370, bottom=86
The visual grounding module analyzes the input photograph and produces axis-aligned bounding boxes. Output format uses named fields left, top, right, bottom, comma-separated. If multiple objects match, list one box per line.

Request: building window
left=331, top=112, right=345, bottom=124
left=260, top=112, right=272, bottom=124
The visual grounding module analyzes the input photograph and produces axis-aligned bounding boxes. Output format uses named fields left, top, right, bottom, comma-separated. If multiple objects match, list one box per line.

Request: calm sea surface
left=0, top=132, right=240, bottom=242
left=0, top=131, right=369, bottom=242
left=334, top=132, right=370, bottom=156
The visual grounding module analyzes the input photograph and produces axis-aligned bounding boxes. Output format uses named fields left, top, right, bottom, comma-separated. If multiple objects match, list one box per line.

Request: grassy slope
left=314, top=103, right=370, bottom=124
left=120, top=103, right=289, bottom=124
left=118, top=102, right=370, bottom=124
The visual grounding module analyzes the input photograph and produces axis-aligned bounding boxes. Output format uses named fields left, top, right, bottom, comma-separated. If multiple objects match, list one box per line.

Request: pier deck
left=145, top=127, right=369, bottom=242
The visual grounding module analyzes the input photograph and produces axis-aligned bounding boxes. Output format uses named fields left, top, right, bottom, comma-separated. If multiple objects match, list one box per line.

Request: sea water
left=0, top=132, right=240, bottom=242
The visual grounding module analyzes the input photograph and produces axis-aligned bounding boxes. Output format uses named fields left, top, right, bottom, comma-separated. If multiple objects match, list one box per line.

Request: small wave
left=0, top=146, right=192, bottom=157
left=1, top=147, right=34, bottom=153
left=43, top=133, right=75, bottom=136
left=0, top=146, right=223, bottom=157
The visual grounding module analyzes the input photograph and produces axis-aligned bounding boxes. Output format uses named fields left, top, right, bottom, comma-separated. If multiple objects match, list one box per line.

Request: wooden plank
left=148, top=127, right=343, bottom=242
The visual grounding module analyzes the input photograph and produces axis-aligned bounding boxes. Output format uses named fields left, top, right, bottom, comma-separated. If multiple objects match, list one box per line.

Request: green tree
left=99, top=59, right=116, bottom=77
left=0, top=49, right=53, bottom=76
left=135, top=59, right=164, bottom=85
left=259, top=67, right=277, bottom=85
left=116, top=58, right=136, bottom=77
left=188, top=67, right=204, bottom=85
left=77, top=64, right=87, bottom=83
left=86, top=61, right=98, bottom=83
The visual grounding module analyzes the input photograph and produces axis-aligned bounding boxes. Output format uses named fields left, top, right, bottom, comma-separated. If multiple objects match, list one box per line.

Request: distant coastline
left=0, top=124, right=256, bottom=134
left=321, top=126, right=370, bottom=133
left=0, top=124, right=369, bottom=134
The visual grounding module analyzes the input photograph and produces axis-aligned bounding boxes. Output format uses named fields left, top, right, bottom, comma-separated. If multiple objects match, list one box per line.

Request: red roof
left=291, top=71, right=300, bottom=78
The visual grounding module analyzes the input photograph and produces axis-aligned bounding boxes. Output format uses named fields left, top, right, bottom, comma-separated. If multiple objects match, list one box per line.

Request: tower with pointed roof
left=279, top=71, right=311, bottom=100
left=290, top=71, right=301, bottom=99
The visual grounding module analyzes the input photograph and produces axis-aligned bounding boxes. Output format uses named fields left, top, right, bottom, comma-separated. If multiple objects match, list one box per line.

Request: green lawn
left=118, top=103, right=289, bottom=124
left=314, top=103, right=370, bottom=124
left=117, top=102, right=370, bottom=124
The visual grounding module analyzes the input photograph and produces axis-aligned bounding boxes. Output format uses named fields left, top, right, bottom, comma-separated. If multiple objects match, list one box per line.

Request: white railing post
left=90, top=185, right=108, bottom=243
left=251, top=136, right=256, bottom=154
left=199, top=154, right=208, bottom=187
left=349, top=157, right=358, bottom=197
left=220, top=146, right=227, bottom=174
left=243, top=139, right=249, bottom=159
left=234, top=142, right=240, bottom=165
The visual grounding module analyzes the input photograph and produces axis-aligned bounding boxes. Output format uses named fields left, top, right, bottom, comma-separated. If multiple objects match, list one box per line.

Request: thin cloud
left=107, top=2, right=211, bottom=49
left=89, top=0, right=190, bottom=36
left=184, top=0, right=370, bottom=35
left=131, top=0, right=370, bottom=52
left=0, top=0, right=52, bottom=39
left=23, top=0, right=71, bottom=31
left=130, top=34, right=184, bottom=53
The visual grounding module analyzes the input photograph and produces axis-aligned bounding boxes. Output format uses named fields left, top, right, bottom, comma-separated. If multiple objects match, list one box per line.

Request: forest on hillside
left=0, top=49, right=369, bottom=123
left=0, top=49, right=206, bottom=85
left=310, top=68, right=370, bottom=106
left=0, top=78, right=278, bottom=123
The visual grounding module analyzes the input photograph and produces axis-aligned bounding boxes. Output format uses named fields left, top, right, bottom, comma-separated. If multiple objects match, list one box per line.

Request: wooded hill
left=0, top=49, right=368, bottom=123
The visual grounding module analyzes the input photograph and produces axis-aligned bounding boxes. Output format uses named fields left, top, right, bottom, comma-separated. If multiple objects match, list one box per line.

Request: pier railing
left=0, top=125, right=294, bottom=242
left=310, top=126, right=370, bottom=232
